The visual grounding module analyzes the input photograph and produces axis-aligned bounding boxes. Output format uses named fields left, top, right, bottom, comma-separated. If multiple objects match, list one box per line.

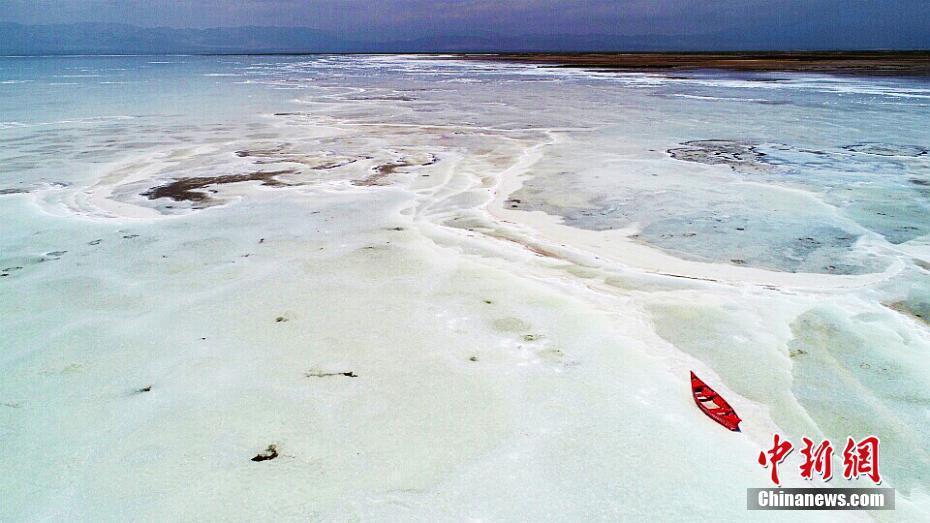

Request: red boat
left=691, top=371, right=742, bottom=432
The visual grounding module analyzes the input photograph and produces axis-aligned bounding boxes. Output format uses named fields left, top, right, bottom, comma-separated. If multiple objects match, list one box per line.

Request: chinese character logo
left=799, top=437, right=834, bottom=481
left=758, top=434, right=793, bottom=485
left=758, top=434, right=881, bottom=485
left=842, top=436, right=881, bottom=484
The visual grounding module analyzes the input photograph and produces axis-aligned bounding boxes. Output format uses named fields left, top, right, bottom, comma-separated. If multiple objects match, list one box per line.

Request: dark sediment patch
left=131, top=385, right=153, bottom=394
left=235, top=145, right=288, bottom=157
left=251, top=156, right=358, bottom=170
left=354, top=161, right=410, bottom=186
left=1, top=255, right=45, bottom=275
left=667, top=140, right=770, bottom=172
left=353, top=154, right=437, bottom=187
left=141, top=169, right=299, bottom=205
left=251, top=445, right=278, bottom=462
left=346, top=95, right=417, bottom=102
left=459, top=52, right=930, bottom=77
left=886, top=300, right=930, bottom=325
left=305, top=370, right=358, bottom=378
left=0, top=188, right=29, bottom=195
left=843, top=143, right=928, bottom=157
left=88, top=239, right=102, bottom=246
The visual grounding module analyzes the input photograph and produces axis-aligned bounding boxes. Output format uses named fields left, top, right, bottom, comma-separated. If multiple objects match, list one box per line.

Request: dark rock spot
left=305, top=369, right=358, bottom=378
left=275, top=316, right=288, bottom=323
left=251, top=444, right=278, bottom=462
left=88, top=239, right=102, bottom=246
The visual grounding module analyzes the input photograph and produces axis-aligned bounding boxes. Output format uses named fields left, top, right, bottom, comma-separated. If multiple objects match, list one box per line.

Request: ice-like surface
left=1, top=55, right=929, bottom=520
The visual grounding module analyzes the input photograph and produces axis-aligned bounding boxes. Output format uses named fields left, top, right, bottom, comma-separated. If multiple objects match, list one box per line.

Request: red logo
left=842, top=436, right=881, bottom=484
left=799, top=437, right=834, bottom=481
left=759, top=434, right=881, bottom=485
left=757, top=434, right=793, bottom=485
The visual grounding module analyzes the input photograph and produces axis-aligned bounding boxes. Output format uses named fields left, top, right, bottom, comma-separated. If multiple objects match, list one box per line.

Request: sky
left=1, top=0, right=928, bottom=43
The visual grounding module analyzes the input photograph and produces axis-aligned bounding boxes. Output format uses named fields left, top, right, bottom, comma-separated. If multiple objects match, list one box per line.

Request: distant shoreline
left=459, top=51, right=930, bottom=77
left=2, top=51, right=929, bottom=77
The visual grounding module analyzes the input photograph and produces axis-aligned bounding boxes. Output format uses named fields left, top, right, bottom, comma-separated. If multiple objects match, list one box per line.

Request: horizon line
left=4, top=49, right=930, bottom=58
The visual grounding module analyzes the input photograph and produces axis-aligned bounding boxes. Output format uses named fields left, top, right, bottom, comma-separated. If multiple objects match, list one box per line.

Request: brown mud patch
left=885, top=301, right=929, bottom=325
left=353, top=154, right=437, bottom=187
left=141, top=169, right=299, bottom=204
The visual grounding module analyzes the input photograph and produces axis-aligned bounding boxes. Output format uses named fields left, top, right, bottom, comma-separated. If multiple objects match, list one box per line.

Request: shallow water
left=1, top=55, right=929, bottom=520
